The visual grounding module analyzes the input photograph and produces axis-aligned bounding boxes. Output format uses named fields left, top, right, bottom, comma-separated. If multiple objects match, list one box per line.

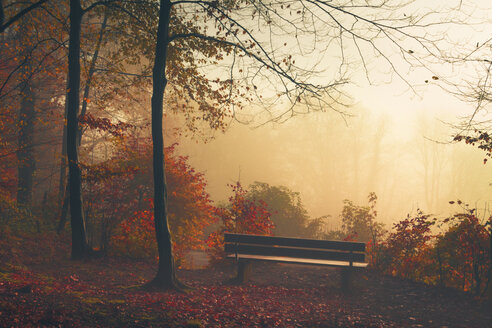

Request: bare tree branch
left=0, top=0, right=49, bottom=34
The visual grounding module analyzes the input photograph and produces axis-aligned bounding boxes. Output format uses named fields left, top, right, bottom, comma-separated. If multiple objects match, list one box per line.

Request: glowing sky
left=176, top=0, right=492, bottom=227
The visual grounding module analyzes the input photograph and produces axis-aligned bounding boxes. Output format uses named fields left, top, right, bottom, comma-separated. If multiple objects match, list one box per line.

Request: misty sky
left=171, top=0, right=492, bottom=229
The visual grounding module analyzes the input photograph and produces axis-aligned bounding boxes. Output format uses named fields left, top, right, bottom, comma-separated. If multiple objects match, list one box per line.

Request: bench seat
left=224, top=233, right=367, bottom=290
left=226, top=254, right=368, bottom=268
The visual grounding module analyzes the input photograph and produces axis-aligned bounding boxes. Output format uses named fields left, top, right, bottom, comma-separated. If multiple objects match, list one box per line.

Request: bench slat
left=225, top=243, right=365, bottom=263
left=226, top=254, right=369, bottom=268
left=224, top=233, right=365, bottom=252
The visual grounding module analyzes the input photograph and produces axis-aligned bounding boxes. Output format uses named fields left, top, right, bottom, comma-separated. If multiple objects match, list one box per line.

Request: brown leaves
left=78, top=113, right=134, bottom=137
left=454, top=130, right=492, bottom=164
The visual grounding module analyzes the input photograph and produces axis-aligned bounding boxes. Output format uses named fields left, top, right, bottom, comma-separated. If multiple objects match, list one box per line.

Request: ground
left=0, top=235, right=490, bottom=327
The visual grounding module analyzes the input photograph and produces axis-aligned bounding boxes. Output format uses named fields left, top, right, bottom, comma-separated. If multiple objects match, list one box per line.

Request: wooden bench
left=224, top=233, right=368, bottom=290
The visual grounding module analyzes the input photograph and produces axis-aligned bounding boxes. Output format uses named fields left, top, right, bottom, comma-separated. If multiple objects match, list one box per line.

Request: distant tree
left=340, top=192, right=385, bottom=243
left=0, top=1, right=67, bottom=211
left=247, top=182, right=314, bottom=238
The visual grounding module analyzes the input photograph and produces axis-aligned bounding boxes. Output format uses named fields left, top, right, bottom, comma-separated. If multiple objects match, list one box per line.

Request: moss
left=0, top=271, right=11, bottom=281
left=186, top=319, right=203, bottom=327
left=81, top=296, right=104, bottom=304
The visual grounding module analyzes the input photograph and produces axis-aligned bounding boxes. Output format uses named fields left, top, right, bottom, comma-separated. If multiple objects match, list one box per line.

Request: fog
left=175, top=98, right=492, bottom=228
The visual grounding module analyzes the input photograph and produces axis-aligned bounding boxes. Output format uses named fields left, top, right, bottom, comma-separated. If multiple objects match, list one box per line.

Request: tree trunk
left=0, top=1, right=4, bottom=29
left=147, top=0, right=180, bottom=290
left=67, top=0, right=88, bottom=260
left=17, top=80, right=35, bottom=208
left=56, top=183, right=70, bottom=234
left=77, top=9, right=108, bottom=146
left=58, top=8, right=107, bottom=230
left=16, top=15, right=35, bottom=210
left=58, top=125, right=67, bottom=203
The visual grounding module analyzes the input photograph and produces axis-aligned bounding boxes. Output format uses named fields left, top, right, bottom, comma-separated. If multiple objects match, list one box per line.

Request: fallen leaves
left=0, top=236, right=490, bottom=328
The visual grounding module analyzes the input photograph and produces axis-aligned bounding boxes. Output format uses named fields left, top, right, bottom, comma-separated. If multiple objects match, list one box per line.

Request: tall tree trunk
left=58, top=124, right=67, bottom=203
left=57, top=10, right=107, bottom=233
left=17, top=80, right=35, bottom=208
left=0, top=1, right=4, bottom=29
left=57, top=88, right=68, bottom=229
left=16, top=15, right=35, bottom=209
left=56, top=183, right=70, bottom=234
left=148, top=0, right=180, bottom=290
left=67, top=0, right=88, bottom=259
left=77, top=9, right=108, bottom=146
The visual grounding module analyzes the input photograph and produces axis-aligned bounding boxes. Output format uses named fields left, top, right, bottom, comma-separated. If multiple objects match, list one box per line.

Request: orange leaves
left=109, top=138, right=217, bottom=263
left=207, top=182, right=273, bottom=261
left=78, top=113, right=133, bottom=137
left=435, top=209, right=491, bottom=294
left=373, top=202, right=491, bottom=294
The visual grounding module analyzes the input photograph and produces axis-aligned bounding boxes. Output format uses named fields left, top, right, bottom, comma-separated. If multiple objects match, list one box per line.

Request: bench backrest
left=224, top=233, right=365, bottom=263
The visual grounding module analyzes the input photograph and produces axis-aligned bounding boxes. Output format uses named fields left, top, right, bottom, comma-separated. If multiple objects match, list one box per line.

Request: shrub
left=207, top=182, right=274, bottom=261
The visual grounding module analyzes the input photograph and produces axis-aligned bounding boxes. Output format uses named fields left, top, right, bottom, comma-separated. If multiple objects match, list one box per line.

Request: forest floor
left=0, top=234, right=491, bottom=327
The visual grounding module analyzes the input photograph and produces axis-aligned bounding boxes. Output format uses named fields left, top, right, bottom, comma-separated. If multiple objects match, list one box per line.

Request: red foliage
left=108, top=138, right=217, bottom=265
left=374, top=203, right=491, bottom=295
left=0, top=2, right=68, bottom=202
left=436, top=206, right=491, bottom=294
left=383, top=210, right=436, bottom=280
left=207, top=182, right=274, bottom=260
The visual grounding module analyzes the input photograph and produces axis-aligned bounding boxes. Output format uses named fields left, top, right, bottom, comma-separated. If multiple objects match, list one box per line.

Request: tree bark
left=56, top=183, right=69, bottom=234
left=67, top=0, right=88, bottom=259
left=77, top=9, right=108, bottom=146
left=58, top=9, right=107, bottom=229
left=147, top=0, right=180, bottom=290
left=16, top=14, right=35, bottom=210
left=58, top=122, right=67, bottom=203
left=0, top=1, right=4, bottom=33
left=17, top=80, right=35, bottom=208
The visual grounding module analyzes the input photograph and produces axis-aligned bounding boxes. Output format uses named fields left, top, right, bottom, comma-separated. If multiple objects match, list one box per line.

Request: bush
left=207, top=182, right=273, bottom=261
left=436, top=205, right=491, bottom=295
left=375, top=203, right=492, bottom=296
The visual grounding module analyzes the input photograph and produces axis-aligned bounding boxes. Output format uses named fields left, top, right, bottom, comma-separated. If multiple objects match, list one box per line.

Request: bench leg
left=341, top=267, right=353, bottom=292
left=235, top=260, right=251, bottom=284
